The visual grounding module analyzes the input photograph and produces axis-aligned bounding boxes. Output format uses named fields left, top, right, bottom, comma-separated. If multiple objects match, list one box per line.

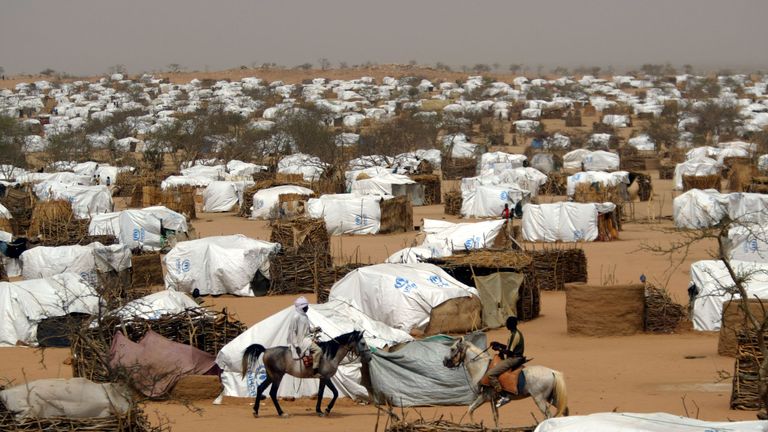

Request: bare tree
left=47, top=130, right=92, bottom=163
left=107, top=64, right=128, bottom=75
left=166, top=63, right=184, bottom=73
left=318, top=58, right=331, bottom=71
left=0, top=115, right=26, bottom=179
left=645, top=211, right=768, bottom=418
left=508, top=64, right=522, bottom=75
left=359, top=112, right=439, bottom=157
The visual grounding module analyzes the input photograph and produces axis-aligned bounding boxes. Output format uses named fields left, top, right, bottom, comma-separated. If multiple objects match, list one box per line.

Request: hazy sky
left=1, top=0, right=766, bottom=76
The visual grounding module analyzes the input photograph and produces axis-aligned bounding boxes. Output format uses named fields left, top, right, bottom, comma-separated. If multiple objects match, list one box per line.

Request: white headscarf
left=294, top=296, right=309, bottom=314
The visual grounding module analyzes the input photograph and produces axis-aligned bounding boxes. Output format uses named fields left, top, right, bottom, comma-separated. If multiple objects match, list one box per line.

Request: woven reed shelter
left=379, top=196, right=413, bottom=234
left=682, top=174, right=721, bottom=192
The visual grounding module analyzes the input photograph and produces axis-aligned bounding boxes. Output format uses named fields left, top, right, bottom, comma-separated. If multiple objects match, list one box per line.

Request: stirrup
left=495, top=395, right=511, bottom=408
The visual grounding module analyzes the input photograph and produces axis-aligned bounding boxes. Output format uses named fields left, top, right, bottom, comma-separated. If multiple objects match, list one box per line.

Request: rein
left=468, top=345, right=492, bottom=363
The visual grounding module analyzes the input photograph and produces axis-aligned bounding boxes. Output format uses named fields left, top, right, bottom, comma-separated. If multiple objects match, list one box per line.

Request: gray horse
left=443, top=336, right=568, bottom=425
left=241, top=330, right=370, bottom=418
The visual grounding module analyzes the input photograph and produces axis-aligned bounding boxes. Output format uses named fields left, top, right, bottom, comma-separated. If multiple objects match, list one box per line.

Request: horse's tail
left=551, top=371, right=568, bottom=417
left=241, top=344, right=266, bottom=379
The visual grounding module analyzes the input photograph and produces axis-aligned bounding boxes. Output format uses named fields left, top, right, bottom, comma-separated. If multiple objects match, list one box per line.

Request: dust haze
left=1, top=0, right=767, bottom=75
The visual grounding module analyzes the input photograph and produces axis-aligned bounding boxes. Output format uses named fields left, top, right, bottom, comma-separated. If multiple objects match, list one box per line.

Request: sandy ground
left=1, top=172, right=752, bottom=431
left=0, top=67, right=749, bottom=428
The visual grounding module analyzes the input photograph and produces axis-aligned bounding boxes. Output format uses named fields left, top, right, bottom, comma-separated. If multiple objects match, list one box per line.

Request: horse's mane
left=317, top=330, right=361, bottom=359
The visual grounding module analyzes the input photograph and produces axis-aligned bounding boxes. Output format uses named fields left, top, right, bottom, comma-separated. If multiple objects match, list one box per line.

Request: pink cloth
left=109, top=330, right=217, bottom=397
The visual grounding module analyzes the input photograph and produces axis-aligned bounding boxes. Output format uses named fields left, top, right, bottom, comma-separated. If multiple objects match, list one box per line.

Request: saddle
left=302, top=355, right=313, bottom=368
left=479, top=355, right=526, bottom=396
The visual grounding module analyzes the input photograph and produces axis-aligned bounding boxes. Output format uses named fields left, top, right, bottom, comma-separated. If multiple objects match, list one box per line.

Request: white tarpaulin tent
left=250, top=185, right=314, bottom=220
left=566, top=171, right=630, bottom=197
left=215, top=298, right=412, bottom=399
left=349, top=172, right=424, bottom=205
left=562, top=149, right=591, bottom=171
left=672, top=189, right=729, bottom=229
left=627, top=134, right=655, bottom=151
left=0, top=378, right=131, bottom=419
left=165, top=235, right=279, bottom=297
left=461, top=184, right=530, bottom=218
left=110, top=291, right=200, bottom=321
left=673, top=157, right=720, bottom=190
left=88, top=207, right=188, bottom=251
left=20, top=242, right=131, bottom=285
left=0, top=273, right=100, bottom=346
left=385, top=246, right=437, bottom=264
left=328, top=263, right=479, bottom=332
left=690, top=260, right=768, bottom=331
left=307, top=193, right=384, bottom=235
left=277, top=153, right=327, bottom=181
left=582, top=150, right=620, bottom=171
left=202, top=180, right=253, bottom=212
left=478, top=152, right=527, bottom=173
left=729, top=192, right=768, bottom=226
left=34, top=184, right=113, bottom=219
left=491, top=167, right=548, bottom=197
left=161, top=175, right=213, bottom=190
left=729, top=226, right=768, bottom=264
left=534, top=412, right=768, bottom=432
left=522, top=202, right=614, bottom=242
left=421, top=219, right=506, bottom=256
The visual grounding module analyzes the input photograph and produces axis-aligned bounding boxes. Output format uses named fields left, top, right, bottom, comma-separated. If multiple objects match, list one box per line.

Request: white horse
left=443, top=336, right=568, bottom=425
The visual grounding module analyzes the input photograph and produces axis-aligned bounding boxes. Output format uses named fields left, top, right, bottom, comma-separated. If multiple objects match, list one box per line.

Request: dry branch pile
left=539, top=173, right=567, bottom=196
left=386, top=419, right=534, bottom=432
left=731, top=330, right=766, bottom=410
left=444, top=191, right=462, bottom=215
left=644, top=285, right=687, bottom=333
left=0, top=399, right=165, bottom=432
left=71, top=308, right=245, bottom=383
